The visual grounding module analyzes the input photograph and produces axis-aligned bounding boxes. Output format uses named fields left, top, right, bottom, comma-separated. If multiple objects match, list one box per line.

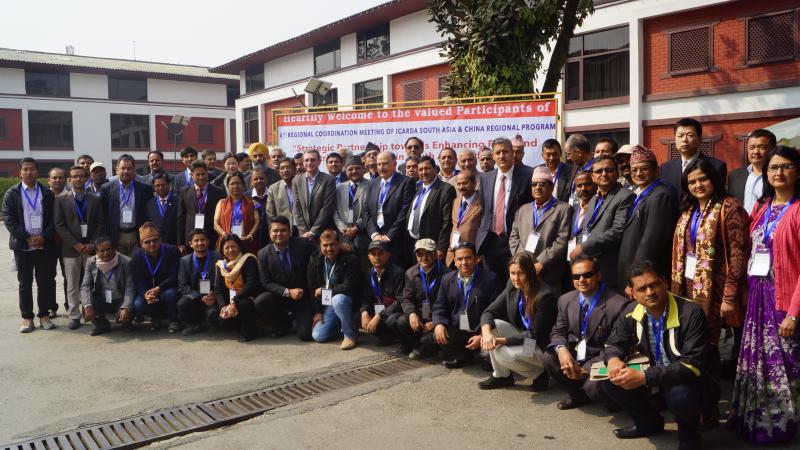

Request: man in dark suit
left=569, top=156, right=635, bottom=289
left=333, top=155, right=370, bottom=269
left=360, top=240, right=406, bottom=345
left=145, top=173, right=179, bottom=246
left=100, top=155, right=153, bottom=257
left=543, top=255, right=629, bottom=410
left=727, top=128, right=775, bottom=214
left=426, top=242, right=499, bottom=368
left=476, top=137, right=533, bottom=284
left=129, top=223, right=182, bottom=331
left=54, top=165, right=105, bottom=329
left=2, top=157, right=58, bottom=332
left=536, top=139, right=574, bottom=202
left=254, top=216, right=316, bottom=341
left=617, top=146, right=679, bottom=287
left=509, top=166, right=573, bottom=294
left=447, top=170, right=482, bottom=267
left=177, top=161, right=226, bottom=252
left=142, top=150, right=175, bottom=186
left=176, top=229, right=222, bottom=336
left=363, top=151, right=416, bottom=268
left=293, top=149, right=335, bottom=241
left=659, top=117, right=727, bottom=198
left=408, top=156, right=456, bottom=260
left=172, top=147, right=198, bottom=195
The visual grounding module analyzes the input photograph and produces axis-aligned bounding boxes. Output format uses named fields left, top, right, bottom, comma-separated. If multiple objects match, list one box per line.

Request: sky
left=0, top=0, right=388, bottom=68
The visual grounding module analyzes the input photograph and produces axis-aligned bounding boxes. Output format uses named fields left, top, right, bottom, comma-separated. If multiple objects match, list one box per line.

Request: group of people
left=4, top=116, right=800, bottom=449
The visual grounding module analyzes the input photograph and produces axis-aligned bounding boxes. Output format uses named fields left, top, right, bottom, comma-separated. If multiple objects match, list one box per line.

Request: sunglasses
left=571, top=271, right=595, bottom=280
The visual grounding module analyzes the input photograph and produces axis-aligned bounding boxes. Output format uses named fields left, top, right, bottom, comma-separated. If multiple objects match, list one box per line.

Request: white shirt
left=21, top=182, right=43, bottom=238
left=492, top=166, right=514, bottom=231
left=680, top=154, right=699, bottom=172
left=743, top=165, right=763, bottom=213
left=407, top=181, right=435, bottom=237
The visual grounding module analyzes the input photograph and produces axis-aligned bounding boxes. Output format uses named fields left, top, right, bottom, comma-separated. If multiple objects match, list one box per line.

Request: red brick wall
left=643, top=114, right=798, bottom=170
left=155, top=116, right=225, bottom=152
left=391, top=63, right=450, bottom=102
left=0, top=109, right=23, bottom=150
left=262, top=97, right=304, bottom=146
left=644, top=0, right=800, bottom=96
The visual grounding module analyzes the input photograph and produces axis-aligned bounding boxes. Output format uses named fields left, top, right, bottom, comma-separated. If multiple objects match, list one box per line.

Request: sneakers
left=168, top=322, right=182, bottom=333
left=19, top=320, right=35, bottom=333
left=341, top=337, right=358, bottom=350
left=68, top=319, right=81, bottom=330
left=39, top=317, right=55, bottom=330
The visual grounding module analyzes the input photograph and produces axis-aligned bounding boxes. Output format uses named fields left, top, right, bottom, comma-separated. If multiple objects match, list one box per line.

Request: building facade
left=0, top=48, right=239, bottom=176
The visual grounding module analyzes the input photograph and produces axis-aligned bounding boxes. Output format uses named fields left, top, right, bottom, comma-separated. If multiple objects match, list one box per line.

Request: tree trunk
left=542, top=0, right=581, bottom=94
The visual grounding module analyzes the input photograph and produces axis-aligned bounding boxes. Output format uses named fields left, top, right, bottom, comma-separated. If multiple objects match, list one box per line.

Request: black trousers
left=480, top=233, right=511, bottom=286
left=367, top=311, right=402, bottom=343
left=388, top=314, right=433, bottom=350
left=55, top=247, right=66, bottom=311
left=421, top=324, right=478, bottom=360
left=177, top=295, right=220, bottom=326
left=219, top=297, right=257, bottom=339
left=253, top=292, right=315, bottom=341
left=541, top=350, right=607, bottom=403
left=14, top=249, right=57, bottom=320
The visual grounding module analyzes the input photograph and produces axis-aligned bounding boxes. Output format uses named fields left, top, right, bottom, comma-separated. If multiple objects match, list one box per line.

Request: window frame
left=402, top=79, right=425, bottom=104
left=742, top=9, right=799, bottom=67
left=110, top=113, right=150, bottom=150
left=660, top=134, right=723, bottom=160
left=354, top=78, right=384, bottom=109
left=0, top=117, right=6, bottom=140
left=197, top=124, right=214, bottom=144
left=108, top=76, right=148, bottom=101
left=243, top=106, right=259, bottom=145
left=314, top=39, right=342, bottom=75
left=664, top=23, right=717, bottom=77
left=311, top=88, right=338, bottom=112
left=245, top=66, right=265, bottom=93
left=25, top=71, right=70, bottom=97
left=437, top=76, right=450, bottom=99
left=27, top=110, right=73, bottom=149
left=357, top=23, right=391, bottom=63
left=564, top=25, right=630, bottom=104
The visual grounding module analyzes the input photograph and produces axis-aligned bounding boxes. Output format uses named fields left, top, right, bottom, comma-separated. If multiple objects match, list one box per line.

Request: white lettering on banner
left=276, top=100, right=559, bottom=169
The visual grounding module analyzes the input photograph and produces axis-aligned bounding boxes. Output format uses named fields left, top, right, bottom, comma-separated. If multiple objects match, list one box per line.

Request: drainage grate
left=2, top=357, right=431, bottom=450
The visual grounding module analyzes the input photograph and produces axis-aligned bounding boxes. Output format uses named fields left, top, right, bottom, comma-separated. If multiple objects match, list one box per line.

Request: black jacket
left=660, top=154, right=727, bottom=199
left=257, top=238, right=315, bottom=298
left=362, top=263, right=405, bottom=318
left=480, top=285, right=557, bottom=349
left=145, top=195, right=179, bottom=245
left=100, top=179, right=153, bottom=245
left=410, top=179, right=456, bottom=251
left=307, top=250, right=363, bottom=314
left=399, top=262, right=451, bottom=317
left=2, top=181, right=56, bottom=251
left=213, top=256, right=261, bottom=306
left=177, top=183, right=226, bottom=247
left=476, top=166, right=533, bottom=251
left=726, top=167, right=749, bottom=207
left=433, top=267, right=499, bottom=333
left=177, top=251, right=222, bottom=298
left=362, top=173, right=416, bottom=255
left=129, top=244, right=181, bottom=296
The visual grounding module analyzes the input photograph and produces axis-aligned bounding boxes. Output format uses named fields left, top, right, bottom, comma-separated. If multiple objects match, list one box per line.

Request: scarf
left=96, top=253, right=119, bottom=274
left=671, top=199, right=722, bottom=306
left=216, top=252, right=255, bottom=292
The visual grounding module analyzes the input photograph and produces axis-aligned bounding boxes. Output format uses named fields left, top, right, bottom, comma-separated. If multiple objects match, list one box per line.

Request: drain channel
left=3, top=357, right=431, bottom=450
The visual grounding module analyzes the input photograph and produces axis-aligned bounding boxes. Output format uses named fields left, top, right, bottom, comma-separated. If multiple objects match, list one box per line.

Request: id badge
left=522, top=338, right=537, bottom=359
left=194, top=214, right=205, bottom=229
left=231, top=224, right=243, bottom=237
left=374, top=304, right=385, bottom=315
left=450, top=231, right=461, bottom=248
left=459, top=313, right=469, bottom=331
left=377, top=211, right=385, bottom=227
left=229, top=289, right=237, bottom=301
left=30, top=214, right=43, bottom=229
left=104, top=289, right=113, bottom=304
left=321, top=288, right=332, bottom=306
left=346, top=209, right=354, bottom=224
left=685, top=253, right=698, bottom=280
left=748, top=251, right=771, bottom=277
left=524, top=232, right=540, bottom=253
left=199, top=280, right=210, bottom=294
left=581, top=232, right=589, bottom=244
left=421, top=302, right=431, bottom=320
left=121, top=208, right=133, bottom=224
left=80, top=224, right=88, bottom=238
left=576, top=339, right=587, bottom=362
left=567, top=237, right=577, bottom=261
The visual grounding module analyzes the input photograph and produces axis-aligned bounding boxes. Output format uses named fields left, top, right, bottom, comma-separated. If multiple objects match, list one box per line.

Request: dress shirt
left=306, top=171, right=318, bottom=196
left=492, top=166, right=514, bottom=231
left=21, top=182, right=43, bottom=239
left=680, top=154, right=699, bottom=172
left=407, top=181, right=434, bottom=238
left=743, top=165, right=763, bottom=213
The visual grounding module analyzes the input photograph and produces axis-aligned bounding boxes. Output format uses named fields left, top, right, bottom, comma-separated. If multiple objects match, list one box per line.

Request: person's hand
left=360, top=311, right=372, bottom=331
left=201, top=294, right=216, bottom=306
left=84, top=305, right=96, bottom=322
left=376, top=234, right=391, bottom=243
left=534, top=262, right=544, bottom=275
left=344, top=227, right=357, bottom=239
left=302, top=231, right=314, bottom=240
left=481, top=332, right=496, bottom=351
left=367, top=314, right=380, bottom=334
left=465, top=335, right=482, bottom=350
left=312, top=312, right=323, bottom=328
left=569, top=244, right=583, bottom=261
left=27, top=236, right=40, bottom=248
left=73, top=243, right=86, bottom=254
left=118, top=308, right=132, bottom=323
left=409, top=313, right=421, bottom=332
left=314, top=288, right=322, bottom=299
left=720, top=302, right=735, bottom=320
left=423, top=322, right=434, bottom=333
left=779, top=316, right=798, bottom=337
left=557, top=347, right=584, bottom=380
left=434, top=323, right=448, bottom=345
left=84, top=244, right=95, bottom=254
left=610, top=367, right=646, bottom=390
left=340, top=243, right=353, bottom=253
left=288, top=288, right=304, bottom=301
left=606, top=357, right=626, bottom=379
left=226, top=302, right=239, bottom=319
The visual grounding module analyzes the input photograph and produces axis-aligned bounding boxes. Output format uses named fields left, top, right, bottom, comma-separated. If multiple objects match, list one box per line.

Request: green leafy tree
left=428, top=0, right=594, bottom=97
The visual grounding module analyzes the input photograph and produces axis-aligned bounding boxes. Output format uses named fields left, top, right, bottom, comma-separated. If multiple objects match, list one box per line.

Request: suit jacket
left=362, top=263, right=406, bottom=319
left=579, top=184, right=635, bottom=288
left=509, top=199, right=572, bottom=291
left=660, top=154, right=727, bottom=198
left=446, top=193, right=482, bottom=266
left=177, top=251, right=222, bottom=298
left=80, top=253, right=135, bottom=310
left=267, top=179, right=295, bottom=230
left=100, top=179, right=153, bottom=245
left=257, top=237, right=315, bottom=298
left=142, top=170, right=175, bottom=186
left=535, top=162, right=574, bottom=202
left=54, top=192, right=105, bottom=257
left=2, top=182, right=56, bottom=251
left=293, top=171, right=335, bottom=236
left=475, top=166, right=533, bottom=251
left=363, top=173, right=416, bottom=254
left=399, top=262, right=451, bottom=316
left=333, top=180, right=369, bottom=248
left=172, top=169, right=195, bottom=193
left=617, top=182, right=678, bottom=287
left=480, top=284, right=558, bottom=349
left=307, top=250, right=363, bottom=314
left=727, top=167, right=749, bottom=206
left=409, top=178, right=456, bottom=251
left=548, top=285, right=629, bottom=362
left=145, top=195, right=179, bottom=245
left=177, top=183, right=226, bottom=248
left=432, top=268, right=499, bottom=333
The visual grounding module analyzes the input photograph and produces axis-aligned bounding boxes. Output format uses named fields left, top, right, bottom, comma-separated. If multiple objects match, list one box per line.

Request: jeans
left=312, top=294, right=357, bottom=341
left=133, top=287, right=179, bottom=322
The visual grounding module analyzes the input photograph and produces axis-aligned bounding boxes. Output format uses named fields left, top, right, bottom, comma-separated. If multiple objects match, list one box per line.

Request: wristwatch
left=789, top=315, right=797, bottom=322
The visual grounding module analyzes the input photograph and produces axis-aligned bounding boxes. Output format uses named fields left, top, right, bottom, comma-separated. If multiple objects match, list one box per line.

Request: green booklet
left=590, top=355, right=651, bottom=381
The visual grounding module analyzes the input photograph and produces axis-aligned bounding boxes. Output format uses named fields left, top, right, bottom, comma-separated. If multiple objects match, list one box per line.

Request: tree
left=428, top=0, right=594, bottom=97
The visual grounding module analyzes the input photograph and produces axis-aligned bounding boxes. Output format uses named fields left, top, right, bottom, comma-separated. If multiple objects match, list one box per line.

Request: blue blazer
left=145, top=195, right=179, bottom=245
left=100, top=179, right=154, bottom=245
left=432, top=267, right=499, bottom=332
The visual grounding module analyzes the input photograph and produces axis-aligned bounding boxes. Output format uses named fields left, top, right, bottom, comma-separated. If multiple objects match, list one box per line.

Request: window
left=243, top=106, right=259, bottom=144
left=25, top=71, right=70, bottom=96
left=668, top=25, right=713, bottom=75
left=437, top=77, right=450, bottom=99
left=110, top=114, right=150, bottom=149
left=314, top=39, right=341, bottom=75
left=0, top=117, right=6, bottom=139
left=403, top=81, right=424, bottom=103
left=354, top=79, right=383, bottom=109
left=166, top=124, right=184, bottom=144
left=664, top=136, right=721, bottom=160
left=565, top=26, right=629, bottom=102
left=198, top=124, right=214, bottom=144
left=245, top=66, right=265, bottom=93
left=745, top=10, right=798, bottom=65
left=357, top=23, right=390, bottom=62
left=28, top=111, right=73, bottom=148
left=227, top=85, right=238, bottom=107
left=229, top=120, right=236, bottom=151
left=312, top=88, right=338, bottom=112
left=108, top=77, right=147, bottom=101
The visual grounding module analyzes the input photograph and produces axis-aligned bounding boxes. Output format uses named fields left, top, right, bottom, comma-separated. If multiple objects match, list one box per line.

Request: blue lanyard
left=650, top=314, right=665, bottom=365
left=587, top=195, right=604, bottom=228
left=193, top=254, right=209, bottom=280
left=690, top=205, right=703, bottom=247
left=156, top=195, right=170, bottom=219
left=196, top=186, right=208, bottom=210
left=323, top=259, right=336, bottom=287
left=533, top=197, right=556, bottom=228
left=349, top=183, right=357, bottom=205
left=73, top=193, right=87, bottom=223
left=419, top=260, right=441, bottom=301
left=553, top=163, right=563, bottom=184
left=370, top=268, right=382, bottom=302
left=119, top=182, right=134, bottom=208
left=104, top=267, right=117, bottom=284
left=144, top=245, right=165, bottom=285
left=232, top=200, right=243, bottom=225
left=573, top=205, right=583, bottom=235
left=457, top=269, right=477, bottom=307
left=84, top=178, right=93, bottom=189
left=628, top=180, right=661, bottom=219
left=413, top=183, right=432, bottom=211
left=763, top=198, right=795, bottom=243
left=517, top=291, right=531, bottom=330
left=457, top=197, right=470, bottom=226
left=378, top=176, right=393, bottom=208
left=583, top=158, right=594, bottom=171
left=22, top=185, right=40, bottom=211
left=579, top=283, right=604, bottom=337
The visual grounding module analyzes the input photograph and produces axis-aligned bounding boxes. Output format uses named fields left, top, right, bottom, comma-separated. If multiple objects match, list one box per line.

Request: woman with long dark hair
left=213, top=172, right=260, bottom=253
left=476, top=252, right=557, bottom=390
left=213, top=234, right=260, bottom=342
left=728, top=146, right=800, bottom=444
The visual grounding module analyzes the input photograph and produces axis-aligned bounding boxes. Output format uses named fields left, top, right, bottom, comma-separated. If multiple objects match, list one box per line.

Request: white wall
left=70, top=73, right=107, bottom=99
left=0, top=68, right=25, bottom=94
left=390, top=9, right=443, bottom=54
left=147, top=79, right=227, bottom=106
left=264, top=48, right=314, bottom=89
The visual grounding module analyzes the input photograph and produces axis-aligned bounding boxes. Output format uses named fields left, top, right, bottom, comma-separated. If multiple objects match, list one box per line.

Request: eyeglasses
left=406, top=145, right=421, bottom=150
left=142, top=238, right=160, bottom=245
left=767, top=163, right=796, bottom=173
left=571, top=271, right=595, bottom=280
left=592, top=168, right=617, bottom=174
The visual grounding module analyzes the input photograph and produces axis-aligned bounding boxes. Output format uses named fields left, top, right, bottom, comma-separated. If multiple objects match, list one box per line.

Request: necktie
left=460, top=200, right=468, bottom=218
left=494, top=175, right=506, bottom=235
left=195, top=188, right=202, bottom=202
left=349, top=183, right=356, bottom=208
left=411, top=191, right=422, bottom=237
left=161, top=198, right=167, bottom=209
left=279, top=249, right=291, bottom=273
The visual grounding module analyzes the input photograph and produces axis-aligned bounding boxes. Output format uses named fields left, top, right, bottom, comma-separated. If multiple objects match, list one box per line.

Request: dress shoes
left=612, top=425, right=663, bottom=439
left=556, top=396, right=589, bottom=410
left=478, top=374, right=515, bottom=390
left=443, top=356, right=474, bottom=369
left=530, top=372, right=550, bottom=391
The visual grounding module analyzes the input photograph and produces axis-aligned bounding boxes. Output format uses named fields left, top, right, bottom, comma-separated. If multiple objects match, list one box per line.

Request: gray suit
left=293, top=171, right=335, bottom=237
left=578, top=183, right=635, bottom=288
left=80, top=254, right=135, bottom=311
left=54, top=193, right=105, bottom=258
left=509, top=199, right=572, bottom=292
left=267, top=179, right=295, bottom=230
left=333, top=179, right=369, bottom=248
